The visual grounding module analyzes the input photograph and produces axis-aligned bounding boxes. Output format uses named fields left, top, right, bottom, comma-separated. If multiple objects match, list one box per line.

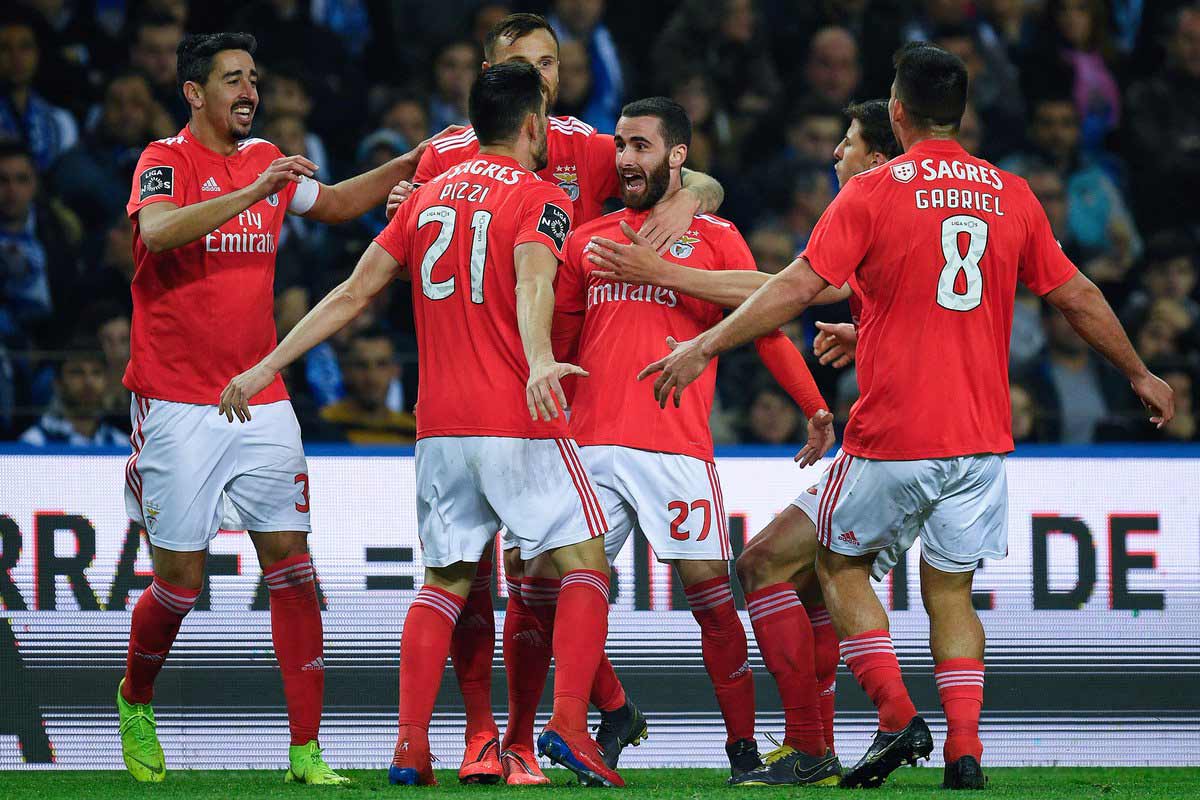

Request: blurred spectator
left=1002, top=95, right=1142, bottom=282
left=654, top=0, right=782, bottom=132
left=554, top=40, right=600, bottom=129
left=776, top=162, right=834, bottom=252
left=0, top=8, right=79, bottom=170
left=1010, top=381, right=1041, bottom=443
left=801, top=26, right=861, bottom=108
left=473, top=4, right=513, bottom=52
left=51, top=71, right=173, bottom=230
left=1134, top=298, right=1196, bottom=363
left=549, top=0, right=623, bottom=133
left=0, top=141, right=83, bottom=348
left=755, top=101, right=841, bottom=213
left=670, top=72, right=733, bottom=172
left=1122, top=231, right=1200, bottom=330
left=1150, top=361, right=1198, bottom=441
left=90, top=302, right=132, bottom=423
left=979, top=0, right=1037, bottom=63
left=748, top=225, right=794, bottom=274
left=377, top=91, right=428, bottom=148
left=19, top=338, right=125, bottom=446
left=310, top=0, right=371, bottom=58
left=127, top=12, right=188, bottom=127
left=428, top=40, right=477, bottom=131
left=957, top=101, right=983, bottom=155
left=261, top=64, right=329, bottom=177
left=262, top=114, right=328, bottom=182
left=742, top=383, right=802, bottom=445
left=1125, top=3, right=1200, bottom=234
left=319, top=328, right=417, bottom=444
left=1031, top=0, right=1122, bottom=151
left=1027, top=307, right=1130, bottom=443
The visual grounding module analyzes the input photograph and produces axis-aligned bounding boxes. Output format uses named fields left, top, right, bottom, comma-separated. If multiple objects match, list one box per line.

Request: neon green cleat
left=286, top=741, right=352, bottom=785
left=117, top=679, right=166, bottom=782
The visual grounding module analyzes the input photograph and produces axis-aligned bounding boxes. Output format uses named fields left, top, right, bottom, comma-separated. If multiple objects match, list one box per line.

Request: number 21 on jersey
left=418, top=205, right=493, bottom=303
left=937, top=214, right=988, bottom=312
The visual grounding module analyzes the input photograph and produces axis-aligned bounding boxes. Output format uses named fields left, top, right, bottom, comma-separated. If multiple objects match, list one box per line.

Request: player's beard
left=229, top=101, right=256, bottom=139
left=531, top=127, right=549, bottom=172
left=621, top=154, right=670, bottom=210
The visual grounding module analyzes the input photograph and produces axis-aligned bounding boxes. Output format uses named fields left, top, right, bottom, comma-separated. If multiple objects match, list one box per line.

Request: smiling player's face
left=199, top=49, right=259, bottom=140
left=491, top=29, right=560, bottom=108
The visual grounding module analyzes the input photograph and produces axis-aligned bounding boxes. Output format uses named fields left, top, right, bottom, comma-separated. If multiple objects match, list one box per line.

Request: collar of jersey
left=908, top=137, right=967, bottom=157
left=183, top=124, right=247, bottom=162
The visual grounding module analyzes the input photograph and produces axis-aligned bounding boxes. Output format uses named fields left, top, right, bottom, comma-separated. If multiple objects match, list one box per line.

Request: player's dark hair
left=619, top=97, right=692, bottom=149
left=484, top=12, right=558, bottom=63
left=843, top=99, right=901, bottom=159
left=131, top=10, right=183, bottom=40
left=892, top=42, right=968, bottom=130
left=176, top=32, right=257, bottom=99
left=469, top=61, right=546, bottom=146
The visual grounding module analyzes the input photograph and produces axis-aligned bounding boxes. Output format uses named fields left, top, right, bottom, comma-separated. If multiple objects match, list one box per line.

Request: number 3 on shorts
left=936, top=214, right=987, bottom=312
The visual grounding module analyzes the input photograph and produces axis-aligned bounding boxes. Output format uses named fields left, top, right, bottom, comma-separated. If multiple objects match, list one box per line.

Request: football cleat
left=943, top=755, right=987, bottom=789
left=458, top=733, right=502, bottom=784
left=117, top=679, right=166, bottom=782
left=501, top=744, right=551, bottom=785
left=285, top=741, right=352, bottom=785
left=538, top=722, right=625, bottom=788
left=839, top=716, right=933, bottom=788
left=725, top=737, right=763, bottom=779
left=389, top=725, right=438, bottom=786
left=729, top=739, right=841, bottom=787
left=594, top=697, right=648, bottom=770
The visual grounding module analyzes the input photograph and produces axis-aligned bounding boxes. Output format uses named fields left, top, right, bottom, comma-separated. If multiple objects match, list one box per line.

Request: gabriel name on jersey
left=893, top=155, right=1006, bottom=215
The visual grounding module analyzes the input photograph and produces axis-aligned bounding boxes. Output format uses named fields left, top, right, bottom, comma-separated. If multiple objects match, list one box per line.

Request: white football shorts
left=415, top=436, right=607, bottom=567
left=124, top=394, right=311, bottom=552
left=791, top=452, right=1008, bottom=579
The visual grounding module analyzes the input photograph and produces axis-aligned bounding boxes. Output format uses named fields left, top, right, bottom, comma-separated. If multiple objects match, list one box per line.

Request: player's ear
left=182, top=80, right=204, bottom=110
left=869, top=151, right=888, bottom=168
left=669, top=143, right=687, bottom=170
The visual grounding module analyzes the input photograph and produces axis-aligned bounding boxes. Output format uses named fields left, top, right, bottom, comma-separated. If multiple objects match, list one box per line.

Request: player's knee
left=734, top=548, right=763, bottom=593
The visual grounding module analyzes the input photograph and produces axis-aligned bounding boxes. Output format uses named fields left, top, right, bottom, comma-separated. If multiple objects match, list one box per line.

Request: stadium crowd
left=1, top=0, right=1198, bottom=446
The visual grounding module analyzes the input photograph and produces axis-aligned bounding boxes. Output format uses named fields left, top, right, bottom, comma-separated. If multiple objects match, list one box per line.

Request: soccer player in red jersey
left=115, top=32, right=445, bottom=785
left=220, top=62, right=625, bottom=789
left=641, top=43, right=1174, bottom=790
left=548, top=96, right=836, bottom=782
left=583, top=99, right=900, bottom=784
left=387, top=13, right=728, bottom=785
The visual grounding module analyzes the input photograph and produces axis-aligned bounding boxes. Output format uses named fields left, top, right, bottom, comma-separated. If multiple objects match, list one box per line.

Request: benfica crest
left=671, top=233, right=701, bottom=259
left=890, top=161, right=917, bottom=183
left=553, top=166, right=580, bottom=201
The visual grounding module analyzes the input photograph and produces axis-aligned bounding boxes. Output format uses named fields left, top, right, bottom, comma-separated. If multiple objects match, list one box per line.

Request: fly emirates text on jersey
left=204, top=209, right=277, bottom=253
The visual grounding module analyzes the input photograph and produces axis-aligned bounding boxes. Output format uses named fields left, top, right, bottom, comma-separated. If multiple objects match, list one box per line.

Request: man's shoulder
left=429, top=127, right=480, bottom=156
left=549, top=116, right=598, bottom=138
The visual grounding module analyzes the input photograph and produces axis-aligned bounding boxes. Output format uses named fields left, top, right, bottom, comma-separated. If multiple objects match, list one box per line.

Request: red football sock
left=549, top=570, right=609, bottom=733
left=398, top=585, right=466, bottom=730
left=685, top=575, right=755, bottom=742
left=501, top=577, right=555, bottom=751
left=590, top=655, right=625, bottom=713
left=807, top=605, right=838, bottom=752
left=122, top=577, right=199, bottom=704
left=452, top=559, right=498, bottom=741
left=935, top=658, right=984, bottom=763
left=840, top=630, right=917, bottom=733
left=746, top=584, right=824, bottom=756
left=265, top=554, right=325, bottom=746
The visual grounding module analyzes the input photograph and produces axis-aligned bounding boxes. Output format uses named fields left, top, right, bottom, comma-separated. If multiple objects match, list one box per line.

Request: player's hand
left=1131, top=371, right=1175, bottom=429
left=587, top=221, right=671, bottom=284
left=637, top=335, right=712, bottom=409
left=218, top=364, right=277, bottom=423
left=794, top=409, right=835, bottom=468
left=637, top=187, right=701, bottom=254
left=526, top=359, right=589, bottom=422
left=251, top=155, right=318, bottom=200
left=813, top=321, right=858, bottom=368
left=385, top=180, right=417, bottom=220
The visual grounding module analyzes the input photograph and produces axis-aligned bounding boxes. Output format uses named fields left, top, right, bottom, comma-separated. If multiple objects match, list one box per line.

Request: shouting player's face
left=489, top=29, right=560, bottom=108
left=197, top=49, right=259, bottom=140
left=614, top=115, right=677, bottom=211
left=834, top=118, right=885, bottom=188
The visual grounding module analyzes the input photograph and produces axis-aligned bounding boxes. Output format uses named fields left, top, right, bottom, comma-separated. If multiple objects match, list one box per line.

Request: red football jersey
left=801, top=138, right=1078, bottom=459
left=375, top=154, right=574, bottom=440
left=415, top=116, right=619, bottom=225
left=124, top=127, right=319, bottom=405
left=556, top=209, right=755, bottom=461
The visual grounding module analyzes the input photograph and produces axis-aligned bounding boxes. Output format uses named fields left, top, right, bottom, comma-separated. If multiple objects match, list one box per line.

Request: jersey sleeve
left=719, top=224, right=758, bottom=272
left=372, top=196, right=411, bottom=266
left=515, top=183, right=574, bottom=261
left=799, top=177, right=874, bottom=288
left=754, top=331, right=827, bottom=418
left=126, top=142, right=189, bottom=218
left=413, top=143, right=445, bottom=185
left=584, top=132, right=620, bottom=202
left=1018, top=188, right=1079, bottom=296
left=554, top=230, right=589, bottom=313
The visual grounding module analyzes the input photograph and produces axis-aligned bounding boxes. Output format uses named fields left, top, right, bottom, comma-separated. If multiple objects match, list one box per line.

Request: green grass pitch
left=3, top=768, right=1199, bottom=800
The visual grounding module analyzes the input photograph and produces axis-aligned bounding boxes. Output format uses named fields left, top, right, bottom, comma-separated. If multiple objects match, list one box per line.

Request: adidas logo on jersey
left=301, top=657, right=325, bottom=671
left=838, top=530, right=860, bottom=546
left=201, top=177, right=221, bottom=192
